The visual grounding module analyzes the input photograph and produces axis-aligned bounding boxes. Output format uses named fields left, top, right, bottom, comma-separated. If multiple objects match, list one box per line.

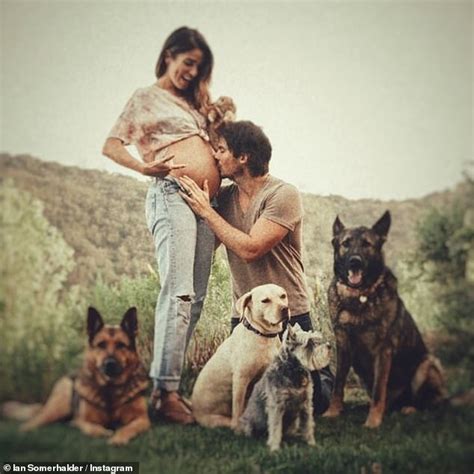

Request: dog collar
left=242, top=317, right=279, bottom=338
left=337, top=270, right=386, bottom=303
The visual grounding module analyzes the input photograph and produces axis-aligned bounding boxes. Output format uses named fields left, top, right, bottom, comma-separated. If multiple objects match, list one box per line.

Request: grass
left=1, top=402, right=473, bottom=474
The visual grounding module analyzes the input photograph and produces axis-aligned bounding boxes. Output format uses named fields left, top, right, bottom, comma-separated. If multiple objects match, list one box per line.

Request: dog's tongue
left=348, top=270, right=362, bottom=286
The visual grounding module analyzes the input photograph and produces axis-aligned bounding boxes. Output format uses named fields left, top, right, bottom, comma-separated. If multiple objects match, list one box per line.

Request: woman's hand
left=141, top=154, right=186, bottom=177
left=178, top=176, right=213, bottom=219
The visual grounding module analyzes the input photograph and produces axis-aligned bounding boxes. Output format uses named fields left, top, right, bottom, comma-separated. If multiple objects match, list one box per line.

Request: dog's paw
left=401, top=406, right=417, bottom=415
left=363, top=414, right=382, bottom=429
left=94, top=427, right=114, bottom=438
left=237, top=420, right=253, bottom=437
left=19, top=421, right=35, bottom=432
left=268, top=442, right=281, bottom=452
left=108, top=433, right=131, bottom=446
left=322, top=404, right=343, bottom=418
left=71, top=420, right=114, bottom=438
left=233, top=423, right=244, bottom=435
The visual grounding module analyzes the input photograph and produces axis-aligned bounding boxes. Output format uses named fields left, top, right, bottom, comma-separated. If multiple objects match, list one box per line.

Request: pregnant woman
left=102, top=27, right=220, bottom=424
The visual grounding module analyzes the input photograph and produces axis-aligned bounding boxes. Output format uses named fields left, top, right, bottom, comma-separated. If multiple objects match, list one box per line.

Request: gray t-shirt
left=217, top=175, right=311, bottom=317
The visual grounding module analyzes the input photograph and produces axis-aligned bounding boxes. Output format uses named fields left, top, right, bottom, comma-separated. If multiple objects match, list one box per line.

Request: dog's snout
left=348, top=255, right=363, bottom=270
left=102, top=357, right=122, bottom=378
left=281, top=307, right=289, bottom=320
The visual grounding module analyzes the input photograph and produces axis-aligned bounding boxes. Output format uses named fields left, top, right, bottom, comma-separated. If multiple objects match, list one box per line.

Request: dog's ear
left=292, top=323, right=303, bottom=333
left=235, top=291, right=252, bottom=319
left=121, top=307, right=138, bottom=348
left=87, top=307, right=104, bottom=345
left=372, top=210, right=391, bottom=241
left=333, top=216, right=345, bottom=237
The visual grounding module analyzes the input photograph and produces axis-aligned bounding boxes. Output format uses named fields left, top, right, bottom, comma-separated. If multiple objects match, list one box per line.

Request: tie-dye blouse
left=108, top=84, right=209, bottom=159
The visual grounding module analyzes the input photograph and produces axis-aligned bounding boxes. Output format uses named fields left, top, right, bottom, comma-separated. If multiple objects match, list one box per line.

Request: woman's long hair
left=155, top=27, right=213, bottom=114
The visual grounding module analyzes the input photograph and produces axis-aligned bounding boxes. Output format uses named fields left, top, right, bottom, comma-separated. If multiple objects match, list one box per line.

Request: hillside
left=0, top=153, right=466, bottom=288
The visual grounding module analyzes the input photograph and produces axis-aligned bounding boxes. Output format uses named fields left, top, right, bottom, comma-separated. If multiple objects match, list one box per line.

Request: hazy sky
left=1, top=1, right=472, bottom=200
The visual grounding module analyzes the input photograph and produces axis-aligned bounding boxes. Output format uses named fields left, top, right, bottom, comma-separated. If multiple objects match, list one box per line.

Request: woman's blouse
left=108, top=84, right=209, bottom=159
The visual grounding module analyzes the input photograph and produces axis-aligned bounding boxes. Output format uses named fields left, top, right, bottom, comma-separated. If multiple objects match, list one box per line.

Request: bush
left=0, top=180, right=80, bottom=401
left=412, top=175, right=474, bottom=390
left=182, top=254, right=232, bottom=394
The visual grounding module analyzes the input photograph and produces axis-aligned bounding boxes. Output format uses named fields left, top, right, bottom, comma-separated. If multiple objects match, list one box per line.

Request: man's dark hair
left=219, top=121, right=272, bottom=177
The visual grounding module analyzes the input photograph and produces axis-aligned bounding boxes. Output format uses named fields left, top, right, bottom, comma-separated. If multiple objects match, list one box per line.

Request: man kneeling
left=180, top=120, right=334, bottom=419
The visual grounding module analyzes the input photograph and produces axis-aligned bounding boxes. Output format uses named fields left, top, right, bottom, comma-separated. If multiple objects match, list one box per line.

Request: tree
left=0, top=179, right=78, bottom=399
left=413, top=167, right=474, bottom=390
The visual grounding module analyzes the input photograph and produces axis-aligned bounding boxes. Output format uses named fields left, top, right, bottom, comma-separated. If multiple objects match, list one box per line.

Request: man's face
left=213, top=137, right=244, bottom=179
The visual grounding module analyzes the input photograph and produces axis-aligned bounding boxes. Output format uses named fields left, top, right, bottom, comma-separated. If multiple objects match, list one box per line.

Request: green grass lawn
left=1, top=403, right=472, bottom=474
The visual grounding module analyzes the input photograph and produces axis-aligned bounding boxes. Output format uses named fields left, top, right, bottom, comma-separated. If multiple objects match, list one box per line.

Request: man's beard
left=219, top=164, right=244, bottom=181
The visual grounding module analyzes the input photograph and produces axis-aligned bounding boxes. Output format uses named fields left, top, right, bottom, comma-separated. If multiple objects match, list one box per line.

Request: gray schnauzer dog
left=238, top=324, right=331, bottom=451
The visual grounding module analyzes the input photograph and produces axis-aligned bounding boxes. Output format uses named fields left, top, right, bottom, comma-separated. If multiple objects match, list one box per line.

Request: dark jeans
left=230, top=313, right=334, bottom=416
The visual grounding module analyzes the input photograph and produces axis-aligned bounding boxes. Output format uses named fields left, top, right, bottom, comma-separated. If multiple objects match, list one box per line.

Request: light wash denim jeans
left=145, top=177, right=215, bottom=391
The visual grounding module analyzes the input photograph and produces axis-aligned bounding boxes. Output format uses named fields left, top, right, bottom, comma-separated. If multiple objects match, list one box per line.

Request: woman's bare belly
left=149, top=136, right=221, bottom=198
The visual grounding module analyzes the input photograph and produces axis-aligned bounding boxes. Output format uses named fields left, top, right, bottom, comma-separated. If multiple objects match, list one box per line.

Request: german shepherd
left=2, top=307, right=150, bottom=444
left=324, top=211, right=447, bottom=428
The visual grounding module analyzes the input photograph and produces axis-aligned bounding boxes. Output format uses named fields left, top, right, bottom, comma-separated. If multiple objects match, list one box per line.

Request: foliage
left=1, top=153, right=465, bottom=292
left=0, top=167, right=231, bottom=397
left=183, top=253, right=232, bottom=393
left=411, top=170, right=474, bottom=385
left=0, top=179, right=80, bottom=400
left=1, top=156, right=474, bottom=472
left=416, top=205, right=466, bottom=277
left=396, top=258, right=443, bottom=331
left=191, top=252, right=232, bottom=362
left=2, top=153, right=473, bottom=399
left=0, top=154, right=152, bottom=287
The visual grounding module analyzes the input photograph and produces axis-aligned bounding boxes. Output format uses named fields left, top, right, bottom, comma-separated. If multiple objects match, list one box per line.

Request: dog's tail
left=1, top=401, right=42, bottom=421
left=412, top=356, right=474, bottom=408
left=448, top=388, right=474, bottom=407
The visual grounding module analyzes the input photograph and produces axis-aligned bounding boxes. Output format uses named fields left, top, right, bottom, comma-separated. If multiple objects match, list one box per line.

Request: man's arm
left=179, top=177, right=288, bottom=262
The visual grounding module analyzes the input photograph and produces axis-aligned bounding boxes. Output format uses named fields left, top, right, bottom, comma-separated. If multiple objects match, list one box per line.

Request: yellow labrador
left=191, top=284, right=289, bottom=430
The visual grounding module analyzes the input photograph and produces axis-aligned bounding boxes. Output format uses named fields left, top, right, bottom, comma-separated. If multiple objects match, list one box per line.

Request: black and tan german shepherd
left=2, top=307, right=150, bottom=444
left=324, top=211, right=447, bottom=428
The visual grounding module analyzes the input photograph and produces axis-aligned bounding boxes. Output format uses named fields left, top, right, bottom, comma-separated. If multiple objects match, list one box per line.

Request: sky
left=1, top=0, right=472, bottom=200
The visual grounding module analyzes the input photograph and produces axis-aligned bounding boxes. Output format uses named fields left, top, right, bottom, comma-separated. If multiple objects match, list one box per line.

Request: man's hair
left=219, top=121, right=272, bottom=177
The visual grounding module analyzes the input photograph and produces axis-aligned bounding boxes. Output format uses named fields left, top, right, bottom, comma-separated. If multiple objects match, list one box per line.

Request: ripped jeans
left=145, top=177, right=214, bottom=391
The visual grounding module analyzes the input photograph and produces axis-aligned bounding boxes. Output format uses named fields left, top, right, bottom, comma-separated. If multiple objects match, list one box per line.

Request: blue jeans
left=145, top=177, right=214, bottom=391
